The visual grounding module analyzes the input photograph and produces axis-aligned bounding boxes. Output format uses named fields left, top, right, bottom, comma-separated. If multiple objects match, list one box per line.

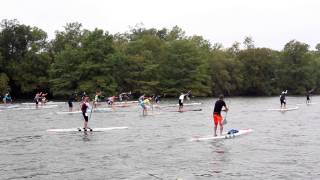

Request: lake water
left=1, top=96, right=320, bottom=180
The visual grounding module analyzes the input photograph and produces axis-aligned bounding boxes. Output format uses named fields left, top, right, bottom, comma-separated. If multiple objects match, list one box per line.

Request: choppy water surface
left=1, top=96, right=320, bottom=180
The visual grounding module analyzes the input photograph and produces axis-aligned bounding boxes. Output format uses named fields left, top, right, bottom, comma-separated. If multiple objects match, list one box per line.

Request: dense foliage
left=1, top=19, right=320, bottom=98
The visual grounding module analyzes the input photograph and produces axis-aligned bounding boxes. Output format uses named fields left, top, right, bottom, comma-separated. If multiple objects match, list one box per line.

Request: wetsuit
left=81, top=102, right=89, bottom=122
left=280, top=93, right=286, bottom=106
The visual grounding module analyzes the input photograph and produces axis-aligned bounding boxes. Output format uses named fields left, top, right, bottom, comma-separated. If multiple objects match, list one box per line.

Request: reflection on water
left=1, top=97, right=320, bottom=179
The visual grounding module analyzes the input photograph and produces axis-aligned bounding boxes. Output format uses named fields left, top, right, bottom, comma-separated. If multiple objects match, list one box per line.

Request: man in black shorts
left=280, top=90, right=287, bottom=108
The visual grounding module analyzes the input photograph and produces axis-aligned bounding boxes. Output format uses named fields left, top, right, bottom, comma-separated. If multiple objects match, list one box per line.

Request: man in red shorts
left=213, top=95, right=228, bottom=136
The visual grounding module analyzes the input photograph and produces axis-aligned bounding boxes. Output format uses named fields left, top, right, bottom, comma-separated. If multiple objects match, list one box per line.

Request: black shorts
left=307, top=97, right=310, bottom=100
left=280, top=99, right=286, bottom=105
left=68, top=101, right=73, bottom=108
left=179, top=100, right=183, bottom=107
left=82, top=112, right=88, bottom=122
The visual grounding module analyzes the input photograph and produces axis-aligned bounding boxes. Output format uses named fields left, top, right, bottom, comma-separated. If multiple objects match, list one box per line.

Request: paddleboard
left=191, top=129, right=253, bottom=141
left=161, top=103, right=202, bottom=108
left=266, top=106, right=299, bottom=111
left=11, top=105, right=58, bottom=110
left=110, top=104, right=131, bottom=107
left=56, top=111, right=82, bottom=114
left=47, top=126, right=128, bottom=132
left=164, top=108, right=202, bottom=112
left=94, top=108, right=113, bottom=112
left=0, top=105, right=19, bottom=109
left=114, top=101, right=138, bottom=104
left=22, top=102, right=65, bottom=105
left=56, top=108, right=113, bottom=114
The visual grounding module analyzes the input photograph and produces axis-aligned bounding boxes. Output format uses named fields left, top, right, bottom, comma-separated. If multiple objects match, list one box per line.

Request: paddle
left=222, top=97, right=230, bottom=125
left=222, top=111, right=228, bottom=125
left=88, top=102, right=94, bottom=121
left=186, top=90, right=192, bottom=101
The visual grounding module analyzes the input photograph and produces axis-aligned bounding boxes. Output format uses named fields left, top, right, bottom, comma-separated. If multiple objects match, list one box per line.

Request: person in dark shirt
left=81, top=96, right=91, bottom=131
left=213, top=95, right=228, bottom=136
left=68, top=93, right=76, bottom=112
left=280, top=90, right=287, bottom=109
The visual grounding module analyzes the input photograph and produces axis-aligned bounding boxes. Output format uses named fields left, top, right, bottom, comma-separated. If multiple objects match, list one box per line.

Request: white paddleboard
left=0, top=105, right=19, bottom=109
left=11, top=105, right=58, bottom=110
left=22, top=101, right=65, bottom=105
left=47, top=126, right=128, bottom=132
left=161, top=102, right=202, bottom=108
left=56, top=111, right=82, bottom=114
left=266, top=106, right=299, bottom=111
left=56, top=108, right=112, bottom=114
left=114, top=101, right=138, bottom=104
left=191, top=129, right=253, bottom=141
left=94, top=108, right=113, bottom=112
left=164, top=108, right=202, bottom=112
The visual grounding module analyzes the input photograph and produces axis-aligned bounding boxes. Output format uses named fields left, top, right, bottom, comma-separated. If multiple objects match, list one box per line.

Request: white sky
left=0, top=0, right=319, bottom=50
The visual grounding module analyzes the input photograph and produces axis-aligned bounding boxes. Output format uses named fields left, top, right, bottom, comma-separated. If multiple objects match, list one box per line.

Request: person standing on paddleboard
left=280, top=90, right=288, bottom=109
left=68, top=93, right=76, bottom=112
left=138, top=94, right=148, bottom=115
left=213, top=95, right=228, bottom=136
left=34, top=92, right=42, bottom=106
left=81, top=96, right=91, bottom=130
left=178, top=91, right=191, bottom=112
left=2, top=92, right=12, bottom=104
left=306, top=89, right=313, bottom=104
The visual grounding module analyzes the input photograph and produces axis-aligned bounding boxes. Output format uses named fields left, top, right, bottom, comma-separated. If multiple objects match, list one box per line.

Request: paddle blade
left=222, top=118, right=227, bottom=125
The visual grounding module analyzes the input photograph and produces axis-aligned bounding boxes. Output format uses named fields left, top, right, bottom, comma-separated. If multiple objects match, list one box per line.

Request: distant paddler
left=106, top=96, right=117, bottom=106
left=306, top=89, right=313, bottom=104
left=178, top=91, right=191, bottom=112
left=213, top=95, right=228, bottom=136
left=119, top=91, right=131, bottom=102
left=34, top=92, right=42, bottom=106
left=41, top=92, right=48, bottom=105
left=138, top=94, right=151, bottom=116
left=280, top=90, right=288, bottom=109
left=153, top=94, right=161, bottom=104
left=94, top=91, right=101, bottom=108
left=2, top=92, right=12, bottom=104
left=80, top=96, right=92, bottom=131
left=67, top=93, right=77, bottom=112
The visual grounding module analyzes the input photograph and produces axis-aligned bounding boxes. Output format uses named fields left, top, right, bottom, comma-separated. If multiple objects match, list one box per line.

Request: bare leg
left=214, top=125, right=218, bottom=136
left=84, top=121, right=88, bottom=129
left=220, top=124, right=223, bottom=136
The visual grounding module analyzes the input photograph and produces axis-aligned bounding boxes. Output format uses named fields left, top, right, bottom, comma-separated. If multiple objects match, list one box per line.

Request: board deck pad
left=191, top=129, right=253, bottom=141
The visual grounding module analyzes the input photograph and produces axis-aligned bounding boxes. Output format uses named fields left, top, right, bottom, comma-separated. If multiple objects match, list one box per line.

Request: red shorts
left=213, top=113, right=222, bottom=125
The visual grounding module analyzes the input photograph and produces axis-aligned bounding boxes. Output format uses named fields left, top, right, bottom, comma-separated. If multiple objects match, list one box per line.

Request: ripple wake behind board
left=190, top=129, right=253, bottom=141
left=47, top=126, right=129, bottom=132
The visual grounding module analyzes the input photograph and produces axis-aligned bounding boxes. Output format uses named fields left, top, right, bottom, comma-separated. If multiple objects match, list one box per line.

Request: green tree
left=237, top=48, right=279, bottom=95
left=279, top=40, right=313, bottom=94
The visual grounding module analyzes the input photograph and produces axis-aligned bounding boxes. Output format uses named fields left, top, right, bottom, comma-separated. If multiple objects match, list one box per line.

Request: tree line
left=1, top=19, right=320, bottom=99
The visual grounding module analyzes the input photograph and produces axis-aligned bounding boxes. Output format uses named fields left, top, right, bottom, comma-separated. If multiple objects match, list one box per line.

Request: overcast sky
left=0, top=0, right=319, bottom=50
